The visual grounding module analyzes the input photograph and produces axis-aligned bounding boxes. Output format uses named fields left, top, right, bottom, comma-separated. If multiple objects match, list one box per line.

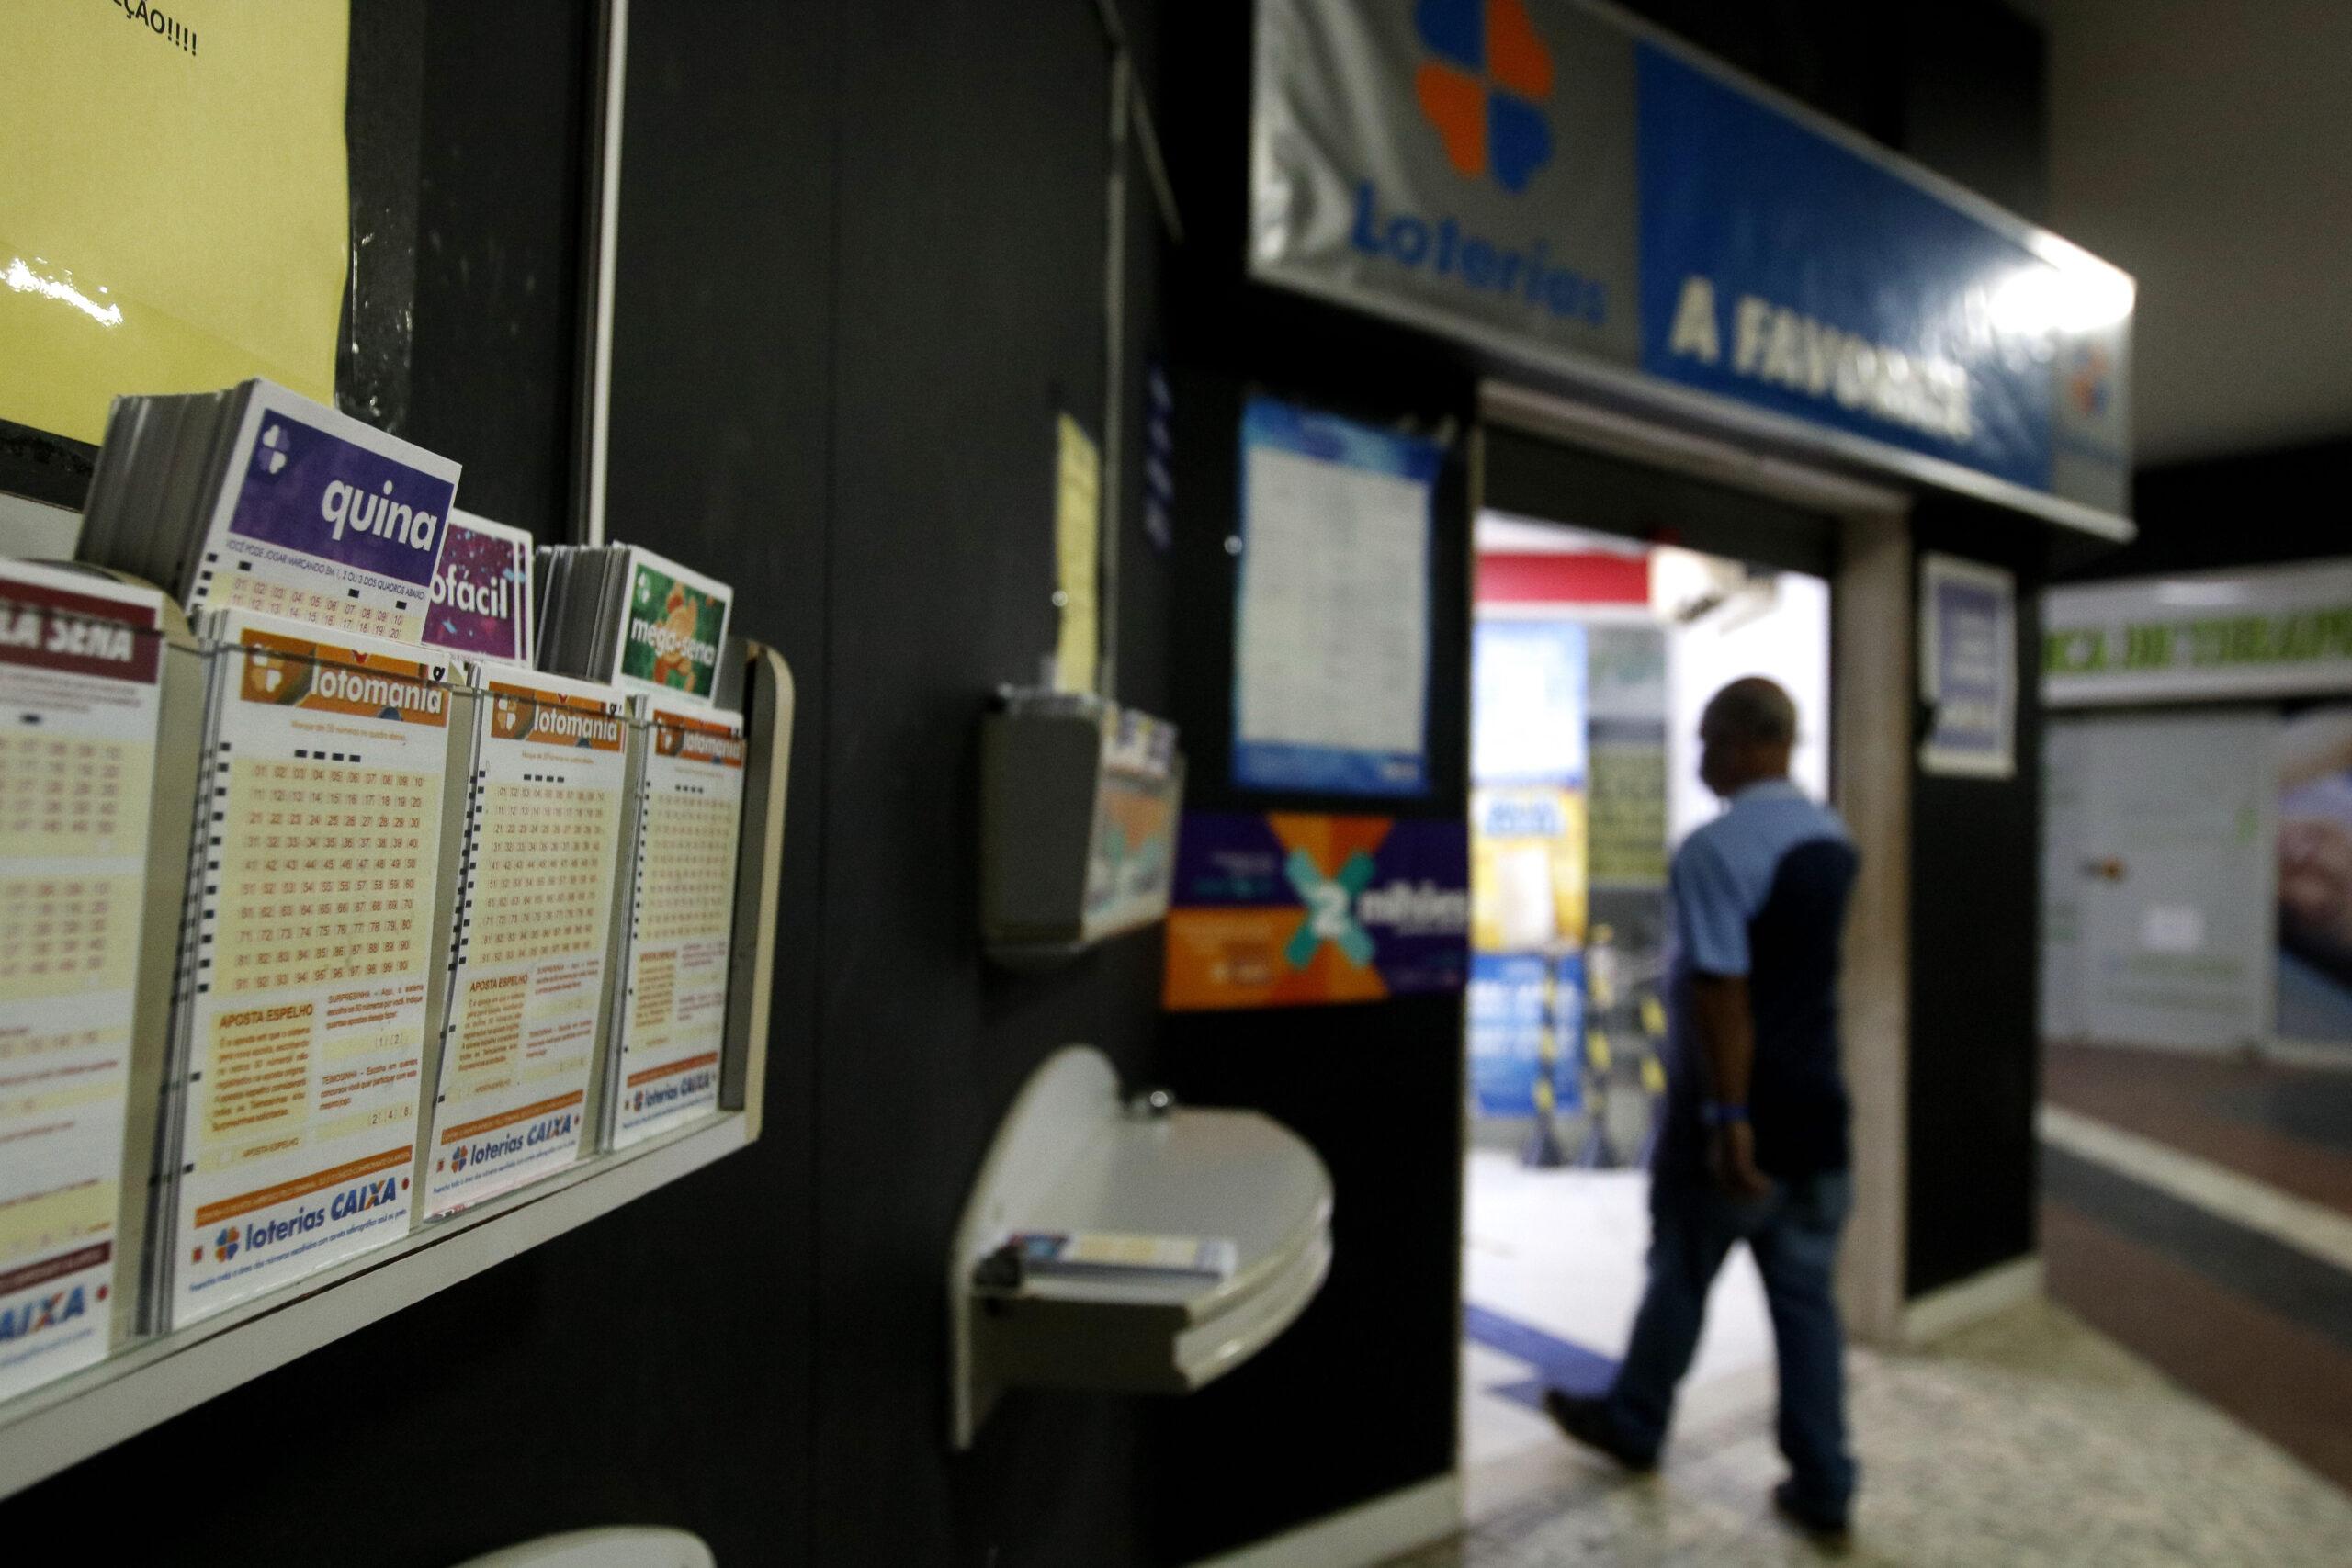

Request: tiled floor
left=1412, top=1299, right=2352, bottom=1566
left=2042, top=1042, right=2352, bottom=1491
left=2043, top=1042, right=2352, bottom=1213
left=1441, top=1092, right=2352, bottom=1565
left=1460, top=1149, right=1771, bottom=1464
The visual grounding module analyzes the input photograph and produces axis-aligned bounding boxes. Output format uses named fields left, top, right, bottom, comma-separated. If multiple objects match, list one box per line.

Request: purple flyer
left=1164, top=810, right=1470, bottom=1010
left=423, top=511, right=536, bottom=665
left=194, top=381, right=462, bottom=643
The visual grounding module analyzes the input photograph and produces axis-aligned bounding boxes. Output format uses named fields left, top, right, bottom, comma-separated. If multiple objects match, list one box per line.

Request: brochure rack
left=0, top=643, right=794, bottom=1502
left=948, top=1046, right=1333, bottom=1450
left=978, top=692, right=1183, bottom=965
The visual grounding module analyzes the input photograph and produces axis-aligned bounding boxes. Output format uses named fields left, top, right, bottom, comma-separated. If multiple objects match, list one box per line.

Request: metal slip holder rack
left=0, top=608, right=796, bottom=1502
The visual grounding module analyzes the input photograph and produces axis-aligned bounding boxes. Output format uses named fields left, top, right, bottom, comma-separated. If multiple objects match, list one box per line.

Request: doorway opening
left=1459, top=506, right=1836, bottom=1495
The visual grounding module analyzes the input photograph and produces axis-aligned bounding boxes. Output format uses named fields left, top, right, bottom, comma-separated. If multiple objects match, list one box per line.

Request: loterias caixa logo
left=1413, top=0, right=1555, bottom=193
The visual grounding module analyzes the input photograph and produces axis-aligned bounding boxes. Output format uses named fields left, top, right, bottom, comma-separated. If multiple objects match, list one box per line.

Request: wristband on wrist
left=1700, top=1100, right=1749, bottom=1128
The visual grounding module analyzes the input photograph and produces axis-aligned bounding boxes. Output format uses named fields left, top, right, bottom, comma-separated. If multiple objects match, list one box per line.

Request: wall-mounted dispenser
left=979, top=690, right=1183, bottom=964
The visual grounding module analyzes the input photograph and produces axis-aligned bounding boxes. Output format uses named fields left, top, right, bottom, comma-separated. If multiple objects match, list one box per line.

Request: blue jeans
left=1603, top=1168, right=1857, bottom=1513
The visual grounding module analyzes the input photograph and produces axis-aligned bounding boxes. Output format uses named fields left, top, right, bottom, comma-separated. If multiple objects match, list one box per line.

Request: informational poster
left=1919, top=553, right=2017, bottom=778
left=1584, top=624, right=1668, bottom=888
left=2277, top=707, right=2352, bottom=1047
left=1472, top=619, right=1587, bottom=784
left=1054, top=414, right=1102, bottom=694
left=1470, top=786, right=1586, bottom=953
left=1233, top=397, right=1437, bottom=796
left=1, top=2, right=350, bottom=443
left=608, top=701, right=743, bottom=1149
left=423, top=672, right=628, bottom=1217
left=1468, top=952, right=1582, bottom=1118
left=0, top=564, right=165, bottom=1397
left=1081, top=709, right=1182, bottom=938
left=168, top=613, right=451, bottom=1325
left=1162, top=811, right=1468, bottom=1010
left=424, top=511, right=536, bottom=669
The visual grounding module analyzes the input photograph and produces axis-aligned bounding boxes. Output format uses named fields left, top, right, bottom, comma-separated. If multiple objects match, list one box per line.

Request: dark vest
left=1745, top=836, right=1859, bottom=1177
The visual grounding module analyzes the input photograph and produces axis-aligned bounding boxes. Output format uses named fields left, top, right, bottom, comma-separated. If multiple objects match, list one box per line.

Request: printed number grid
left=216, top=758, right=434, bottom=994
left=0, top=874, right=140, bottom=1000
left=469, top=782, right=621, bottom=969
left=637, top=791, right=741, bottom=945
left=0, top=731, right=138, bottom=856
left=214, top=573, right=406, bottom=638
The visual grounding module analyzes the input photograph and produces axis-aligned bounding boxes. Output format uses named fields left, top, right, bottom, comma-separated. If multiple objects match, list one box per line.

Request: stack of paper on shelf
left=604, top=697, right=746, bottom=1150
left=416, top=668, right=631, bottom=1215
left=534, top=543, right=730, bottom=705
left=75, top=379, right=459, bottom=644
left=422, top=510, right=535, bottom=669
left=0, top=562, right=185, bottom=1397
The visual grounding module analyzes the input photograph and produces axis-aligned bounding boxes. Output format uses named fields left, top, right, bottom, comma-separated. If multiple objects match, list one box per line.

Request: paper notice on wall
left=1232, top=398, right=1437, bottom=796
left=165, top=611, right=451, bottom=1326
left=1054, top=414, right=1102, bottom=694
left=0, top=563, right=166, bottom=1398
left=607, top=701, right=744, bottom=1150
left=0, top=1, right=350, bottom=443
left=423, top=672, right=628, bottom=1217
left=1919, top=553, right=2017, bottom=779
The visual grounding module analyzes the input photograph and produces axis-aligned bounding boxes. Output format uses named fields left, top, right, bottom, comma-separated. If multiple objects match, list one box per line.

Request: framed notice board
left=1230, top=395, right=1441, bottom=797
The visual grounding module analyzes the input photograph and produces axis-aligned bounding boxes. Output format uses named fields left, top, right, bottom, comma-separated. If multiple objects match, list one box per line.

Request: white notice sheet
left=1233, top=397, right=1436, bottom=795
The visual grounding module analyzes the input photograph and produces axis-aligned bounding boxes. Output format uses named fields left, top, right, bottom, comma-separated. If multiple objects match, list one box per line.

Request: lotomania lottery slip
left=162, top=610, right=455, bottom=1325
left=422, top=671, right=629, bottom=1216
left=0, top=563, right=168, bottom=1399
left=606, top=700, right=744, bottom=1150
left=190, top=382, right=461, bottom=644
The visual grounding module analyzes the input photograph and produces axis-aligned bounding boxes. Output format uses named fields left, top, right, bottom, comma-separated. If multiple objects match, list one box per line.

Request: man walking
left=1546, top=677, right=1860, bottom=1540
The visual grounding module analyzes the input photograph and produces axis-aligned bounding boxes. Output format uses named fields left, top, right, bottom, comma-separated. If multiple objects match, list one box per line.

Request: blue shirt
left=1658, top=780, right=1859, bottom=1179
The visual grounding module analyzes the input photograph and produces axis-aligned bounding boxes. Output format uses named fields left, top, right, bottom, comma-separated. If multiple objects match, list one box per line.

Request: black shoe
left=1772, top=1480, right=1851, bottom=1547
left=1541, top=1390, right=1657, bottom=1472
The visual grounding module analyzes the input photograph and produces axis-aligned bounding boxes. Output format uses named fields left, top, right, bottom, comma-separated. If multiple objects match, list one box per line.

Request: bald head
left=1699, top=677, right=1797, bottom=798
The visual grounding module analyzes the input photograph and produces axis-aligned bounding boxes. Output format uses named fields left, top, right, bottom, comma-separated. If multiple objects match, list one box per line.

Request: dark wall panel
left=1140, top=11, right=1482, bottom=1547
left=1905, top=501, right=2050, bottom=1297
left=1144, top=363, right=1473, bottom=1563
left=812, top=4, right=1174, bottom=1565
left=403, top=0, right=597, bottom=540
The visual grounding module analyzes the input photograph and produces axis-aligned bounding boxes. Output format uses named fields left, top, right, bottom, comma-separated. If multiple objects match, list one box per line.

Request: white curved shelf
left=949, top=1046, right=1334, bottom=1449
left=0, top=1111, right=749, bottom=1502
